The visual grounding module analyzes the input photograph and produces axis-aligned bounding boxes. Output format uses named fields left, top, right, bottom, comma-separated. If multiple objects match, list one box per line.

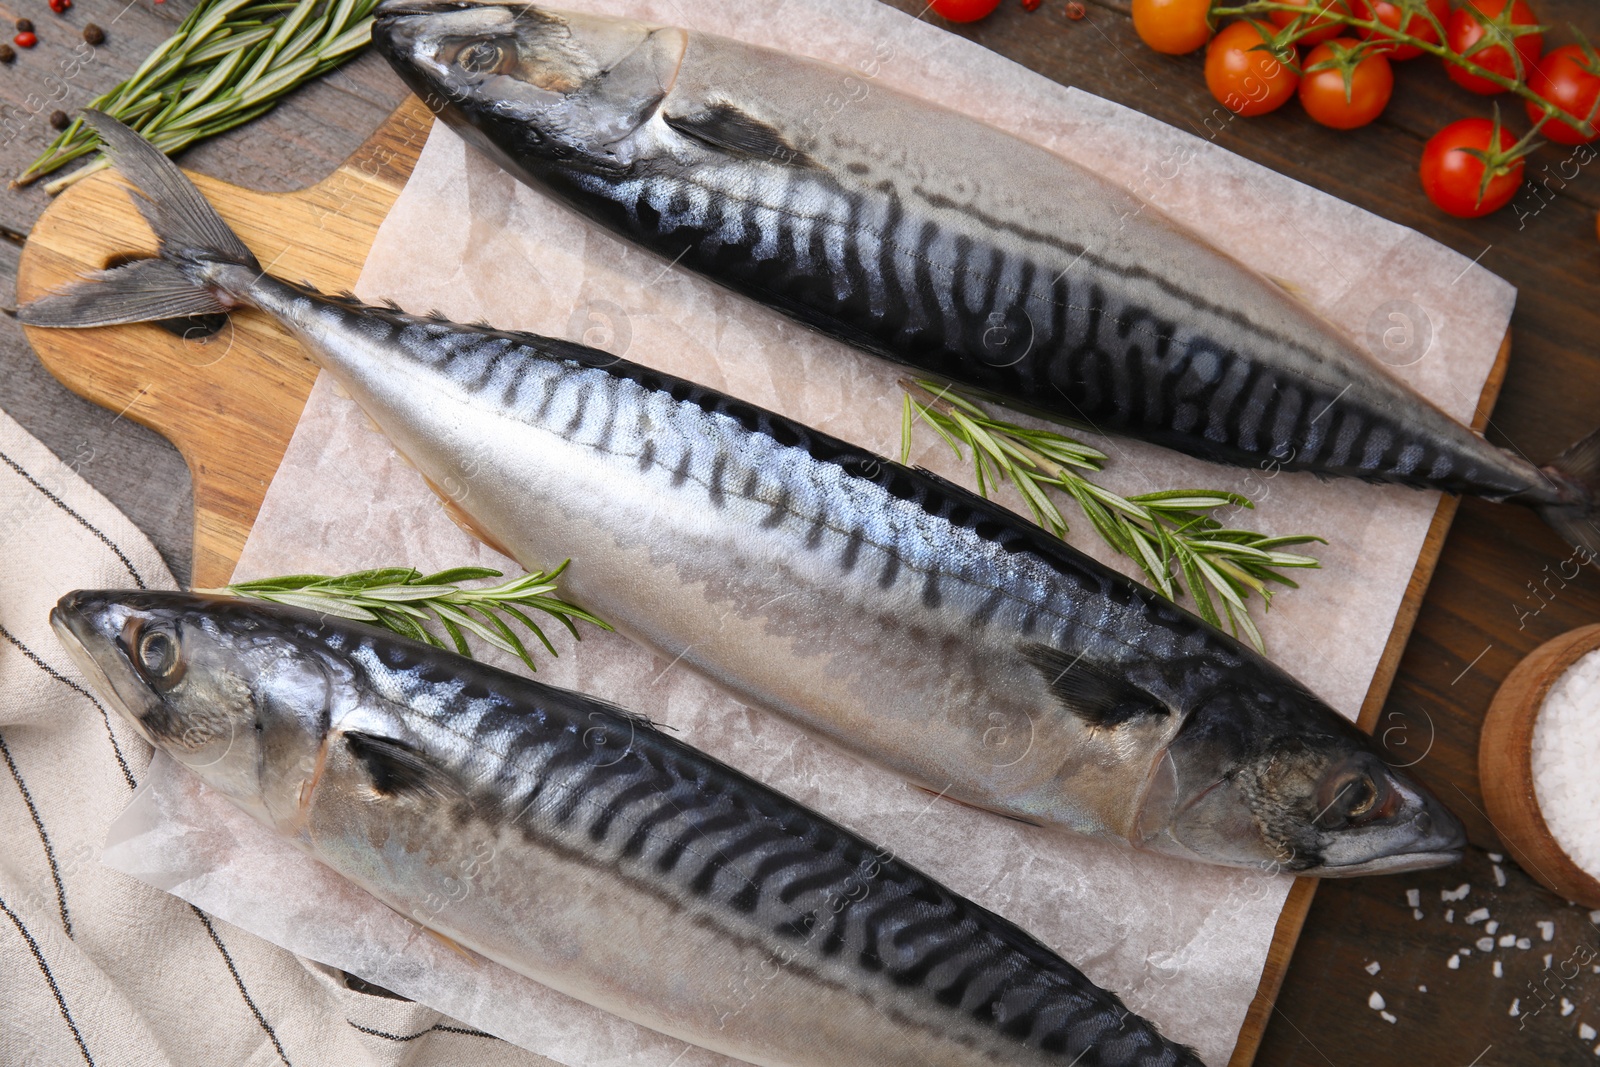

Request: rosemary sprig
left=201, top=564, right=611, bottom=672
left=900, top=381, right=1323, bottom=650
left=16, top=0, right=379, bottom=191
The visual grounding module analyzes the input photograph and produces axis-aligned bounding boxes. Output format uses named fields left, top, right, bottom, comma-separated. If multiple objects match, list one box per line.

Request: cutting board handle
left=14, top=97, right=434, bottom=587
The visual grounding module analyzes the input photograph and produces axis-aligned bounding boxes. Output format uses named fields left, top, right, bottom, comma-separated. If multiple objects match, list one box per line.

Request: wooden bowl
left=1481, top=624, right=1600, bottom=909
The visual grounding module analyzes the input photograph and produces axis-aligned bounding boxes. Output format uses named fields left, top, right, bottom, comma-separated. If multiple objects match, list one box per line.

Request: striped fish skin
left=371, top=1, right=1600, bottom=540
left=51, top=591, right=1205, bottom=1067
left=17, top=112, right=1466, bottom=878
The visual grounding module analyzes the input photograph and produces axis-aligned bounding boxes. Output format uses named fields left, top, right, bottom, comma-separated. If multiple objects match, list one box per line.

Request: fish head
left=373, top=1, right=684, bottom=173
left=1137, top=684, right=1466, bottom=877
left=51, top=590, right=336, bottom=827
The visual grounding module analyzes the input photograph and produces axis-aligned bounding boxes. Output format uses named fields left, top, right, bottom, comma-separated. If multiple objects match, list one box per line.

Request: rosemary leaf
left=203, top=564, right=606, bottom=672
left=899, top=380, right=1324, bottom=650
left=18, top=0, right=381, bottom=190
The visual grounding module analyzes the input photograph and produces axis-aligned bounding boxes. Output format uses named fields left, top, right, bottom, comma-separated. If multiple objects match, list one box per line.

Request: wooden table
left=4, top=1, right=1600, bottom=1063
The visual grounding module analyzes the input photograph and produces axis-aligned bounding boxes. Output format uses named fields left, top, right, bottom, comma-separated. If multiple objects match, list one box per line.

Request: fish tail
left=1537, top=427, right=1600, bottom=554
left=17, top=111, right=261, bottom=329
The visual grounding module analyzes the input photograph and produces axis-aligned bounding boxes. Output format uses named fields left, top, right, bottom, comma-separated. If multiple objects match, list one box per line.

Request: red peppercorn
left=1064, top=0, right=1085, bottom=17
left=14, top=30, right=37, bottom=47
left=48, top=0, right=72, bottom=13
left=1022, top=0, right=1041, bottom=9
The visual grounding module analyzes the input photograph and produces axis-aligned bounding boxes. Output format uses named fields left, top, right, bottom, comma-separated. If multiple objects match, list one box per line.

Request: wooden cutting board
left=13, top=94, right=1511, bottom=1067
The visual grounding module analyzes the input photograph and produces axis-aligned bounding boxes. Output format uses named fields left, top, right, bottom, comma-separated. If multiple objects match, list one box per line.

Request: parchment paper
left=101, top=2, right=1515, bottom=1064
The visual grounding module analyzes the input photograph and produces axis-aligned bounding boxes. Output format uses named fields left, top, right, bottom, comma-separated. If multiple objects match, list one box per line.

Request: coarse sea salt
left=1467, top=908, right=1491, bottom=925
left=1494, top=961, right=1504, bottom=978
left=1365, top=961, right=1381, bottom=975
left=1369, top=991, right=1386, bottom=1010
left=1532, top=648, right=1600, bottom=881
left=1443, top=884, right=1471, bottom=902
left=1406, top=889, right=1421, bottom=908
left=1486, top=920, right=1500, bottom=935
left=1582, top=1023, right=1597, bottom=1040
left=1380, top=1011, right=1397, bottom=1024
left=1540, top=921, right=1556, bottom=941
left=1448, top=955, right=1461, bottom=970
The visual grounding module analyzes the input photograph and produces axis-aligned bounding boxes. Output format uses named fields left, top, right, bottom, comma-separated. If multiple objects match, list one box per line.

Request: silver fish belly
left=52, top=590, right=1205, bottom=1067
left=370, top=2, right=1600, bottom=550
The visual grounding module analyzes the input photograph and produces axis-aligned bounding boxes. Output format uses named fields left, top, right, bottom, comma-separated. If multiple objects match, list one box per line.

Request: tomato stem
left=1210, top=0, right=1596, bottom=138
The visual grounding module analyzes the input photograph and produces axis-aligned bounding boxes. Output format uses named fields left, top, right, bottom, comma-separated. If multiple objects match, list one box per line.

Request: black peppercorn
left=15, top=17, right=34, bottom=32
left=0, top=43, right=14, bottom=63
left=50, top=110, right=69, bottom=130
left=82, top=22, right=104, bottom=44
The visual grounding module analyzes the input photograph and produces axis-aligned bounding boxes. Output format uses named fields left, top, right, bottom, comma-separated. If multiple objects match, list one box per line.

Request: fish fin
left=16, top=111, right=260, bottom=329
left=343, top=730, right=461, bottom=801
left=18, top=257, right=230, bottom=327
left=423, top=477, right=519, bottom=560
left=1539, top=426, right=1600, bottom=554
left=1020, top=643, right=1168, bottom=728
left=911, top=786, right=1043, bottom=827
left=664, top=103, right=815, bottom=168
left=421, top=927, right=480, bottom=964
left=1266, top=274, right=1314, bottom=307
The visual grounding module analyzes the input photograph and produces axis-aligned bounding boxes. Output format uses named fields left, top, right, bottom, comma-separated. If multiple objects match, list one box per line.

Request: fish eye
left=1317, top=769, right=1392, bottom=829
left=128, top=622, right=185, bottom=689
left=454, top=39, right=509, bottom=75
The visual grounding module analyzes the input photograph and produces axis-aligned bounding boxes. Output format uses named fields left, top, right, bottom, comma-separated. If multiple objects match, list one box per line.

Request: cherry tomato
left=1298, top=38, right=1394, bottom=129
left=1268, top=0, right=1353, bottom=47
left=1445, top=0, right=1543, bottom=95
left=1132, top=0, right=1214, bottom=55
left=1351, top=0, right=1447, bottom=61
left=928, top=0, right=1001, bottom=21
left=1526, top=45, right=1600, bottom=145
left=1419, top=118, right=1525, bottom=218
left=1205, top=21, right=1300, bottom=116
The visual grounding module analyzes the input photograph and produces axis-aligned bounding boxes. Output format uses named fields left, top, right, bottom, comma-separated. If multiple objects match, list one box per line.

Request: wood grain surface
left=5, top=0, right=1600, bottom=1064
left=14, top=95, right=432, bottom=586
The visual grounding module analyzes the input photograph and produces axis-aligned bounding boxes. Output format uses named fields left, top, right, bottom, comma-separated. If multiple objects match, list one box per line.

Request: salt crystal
left=1448, top=955, right=1461, bottom=970
left=1494, top=961, right=1504, bottom=978
left=1414, top=908, right=1425, bottom=920
left=1418, top=985, right=1427, bottom=993
left=1369, top=991, right=1386, bottom=1010
left=1443, top=884, right=1471, bottom=902
left=1490, top=852, right=1504, bottom=862
left=1590, top=910, right=1600, bottom=925
left=1495, top=865, right=1508, bottom=887
left=1478, top=937, right=1496, bottom=952
left=1366, top=961, right=1381, bottom=975
left=1592, top=1044, right=1599, bottom=1057
left=1499, top=934, right=1516, bottom=947
left=1446, top=909, right=1455, bottom=923
left=1511, top=998, right=1521, bottom=1016
left=1406, top=889, right=1421, bottom=908
left=1517, top=938, right=1532, bottom=950
left=1539, top=921, right=1555, bottom=941
left=1562, top=999, right=1575, bottom=1017
left=1545, top=954, right=1554, bottom=969
left=1467, top=908, right=1491, bottom=925
left=1486, top=920, right=1500, bottom=934
left=1531, top=652, right=1600, bottom=881
left=1380, top=1011, right=1397, bottom=1024
left=1582, top=1023, right=1597, bottom=1040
